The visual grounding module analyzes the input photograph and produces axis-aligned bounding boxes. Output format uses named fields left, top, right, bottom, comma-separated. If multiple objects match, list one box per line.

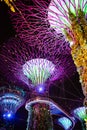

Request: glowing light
left=73, top=107, right=87, bottom=121
left=0, top=94, right=24, bottom=114
left=0, top=38, right=76, bottom=87
left=23, top=58, right=55, bottom=86
left=39, top=87, right=43, bottom=91
left=7, top=113, right=11, bottom=118
left=48, top=0, right=87, bottom=101
left=73, top=107, right=87, bottom=129
left=37, top=84, right=45, bottom=93
left=3, top=112, right=13, bottom=120
left=0, top=87, right=25, bottom=117
left=58, top=117, right=73, bottom=130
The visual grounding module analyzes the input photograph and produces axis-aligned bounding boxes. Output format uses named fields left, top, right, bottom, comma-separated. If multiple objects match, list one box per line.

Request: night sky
left=0, top=1, right=85, bottom=130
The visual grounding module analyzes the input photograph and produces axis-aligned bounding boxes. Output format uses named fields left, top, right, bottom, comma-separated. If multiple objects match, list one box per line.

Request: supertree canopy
left=48, top=0, right=87, bottom=39
left=58, top=117, right=73, bottom=130
left=7, top=0, right=71, bottom=54
left=2, top=0, right=76, bottom=87
left=0, top=86, right=26, bottom=119
left=7, top=0, right=53, bottom=44
left=23, top=58, right=55, bottom=86
left=48, top=0, right=87, bottom=109
left=0, top=37, right=76, bottom=89
left=0, top=36, right=76, bottom=130
left=73, top=107, right=87, bottom=130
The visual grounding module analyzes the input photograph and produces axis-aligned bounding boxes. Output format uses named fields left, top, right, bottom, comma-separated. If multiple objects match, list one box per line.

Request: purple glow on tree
left=8, top=0, right=49, bottom=44
left=0, top=37, right=76, bottom=88
left=8, top=0, right=70, bottom=49
left=25, top=97, right=75, bottom=130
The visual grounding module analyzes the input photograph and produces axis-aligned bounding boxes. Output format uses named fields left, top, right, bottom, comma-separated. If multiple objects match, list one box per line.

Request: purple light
left=39, top=87, right=43, bottom=92
left=0, top=37, right=76, bottom=87
left=38, top=85, right=44, bottom=93
left=0, top=1, right=76, bottom=89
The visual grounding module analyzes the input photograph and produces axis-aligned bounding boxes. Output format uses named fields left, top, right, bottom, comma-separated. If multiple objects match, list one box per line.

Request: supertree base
left=25, top=97, right=54, bottom=130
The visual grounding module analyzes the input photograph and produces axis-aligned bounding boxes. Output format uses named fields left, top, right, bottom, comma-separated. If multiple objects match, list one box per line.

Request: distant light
left=39, top=87, right=43, bottom=92
left=70, top=41, right=74, bottom=47
left=3, top=112, right=13, bottom=120
left=73, top=107, right=86, bottom=121
left=7, top=113, right=11, bottom=118
left=58, top=117, right=72, bottom=130
left=37, top=84, right=45, bottom=93
left=3, top=114, right=6, bottom=118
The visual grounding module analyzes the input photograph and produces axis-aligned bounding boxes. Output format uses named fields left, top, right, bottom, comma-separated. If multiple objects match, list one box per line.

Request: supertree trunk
left=26, top=102, right=53, bottom=130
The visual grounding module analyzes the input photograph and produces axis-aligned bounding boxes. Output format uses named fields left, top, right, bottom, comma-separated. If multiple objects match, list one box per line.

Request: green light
left=74, top=107, right=87, bottom=121
left=58, top=117, right=72, bottom=130
left=48, top=0, right=87, bottom=34
left=23, top=58, right=55, bottom=86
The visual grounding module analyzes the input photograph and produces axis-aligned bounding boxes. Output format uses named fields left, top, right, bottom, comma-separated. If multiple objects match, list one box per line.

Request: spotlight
left=37, top=84, right=45, bottom=93
left=39, top=87, right=43, bottom=92
left=3, top=112, right=13, bottom=120
left=7, top=113, right=12, bottom=118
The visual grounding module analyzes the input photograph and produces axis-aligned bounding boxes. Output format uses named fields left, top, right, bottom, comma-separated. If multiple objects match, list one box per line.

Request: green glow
left=74, top=107, right=87, bottom=121
left=69, top=0, right=87, bottom=16
left=48, top=0, right=87, bottom=35
left=23, top=58, right=55, bottom=86
left=58, top=117, right=72, bottom=130
left=83, top=4, right=87, bottom=15
left=26, top=66, right=50, bottom=85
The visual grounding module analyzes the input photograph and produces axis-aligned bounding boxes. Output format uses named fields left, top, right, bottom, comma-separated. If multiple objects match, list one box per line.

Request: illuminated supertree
left=48, top=0, right=87, bottom=97
left=73, top=107, right=87, bottom=130
left=0, top=37, right=76, bottom=130
left=0, top=85, right=26, bottom=130
left=47, top=0, right=87, bottom=119
left=0, top=1, right=77, bottom=129
left=7, top=0, right=53, bottom=44
left=57, top=117, right=74, bottom=130
left=0, top=86, right=26, bottom=119
left=6, top=0, right=71, bottom=54
left=0, top=37, right=76, bottom=89
left=25, top=97, right=75, bottom=130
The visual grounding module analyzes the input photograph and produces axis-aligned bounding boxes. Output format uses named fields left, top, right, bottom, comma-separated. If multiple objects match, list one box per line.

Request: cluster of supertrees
left=0, top=0, right=87, bottom=130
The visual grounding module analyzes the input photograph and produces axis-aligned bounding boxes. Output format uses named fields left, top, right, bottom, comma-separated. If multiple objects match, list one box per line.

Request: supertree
left=6, top=0, right=54, bottom=44
left=0, top=1, right=77, bottom=129
left=57, top=117, right=74, bottom=130
left=0, top=36, right=76, bottom=130
left=0, top=85, right=26, bottom=130
left=73, top=107, right=87, bottom=130
left=3, top=0, right=71, bottom=54
left=25, top=97, right=75, bottom=130
left=0, top=37, right=76, bottom=90
left=48, top=0, right=87, bottom=106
